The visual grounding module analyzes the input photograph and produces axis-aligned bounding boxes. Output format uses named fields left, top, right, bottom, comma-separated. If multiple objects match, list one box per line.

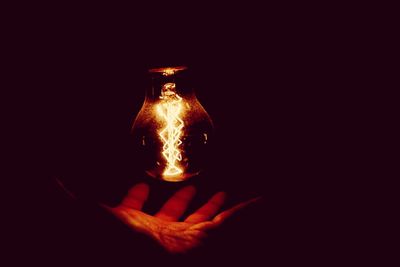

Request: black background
left=8, top=3, right=355, bottom=266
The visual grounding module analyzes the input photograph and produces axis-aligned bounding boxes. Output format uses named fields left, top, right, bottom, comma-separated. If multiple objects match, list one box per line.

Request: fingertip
left=128, top=183, right=150, bottom=197
left=99, top=203, right=111, bottom=211
left=178, top=185, right=197, bottom=198
left=216, top=191, right=227, bottom=198
left=185, top=185, right=196, bottom=194
left=247, top=196, right=263, bottom=205
left=213, top=191, right=227, bottom=203
left=133, top=182, right=150, bottom=191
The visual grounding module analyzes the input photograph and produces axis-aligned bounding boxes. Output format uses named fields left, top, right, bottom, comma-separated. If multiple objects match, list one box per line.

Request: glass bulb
left=132, top=66, right=214, bottom=182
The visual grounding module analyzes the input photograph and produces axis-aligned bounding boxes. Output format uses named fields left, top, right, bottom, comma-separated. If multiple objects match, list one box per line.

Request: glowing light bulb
left=156, top=83, right=184, bottom=177
left=131, top=66, right=213, bottom=182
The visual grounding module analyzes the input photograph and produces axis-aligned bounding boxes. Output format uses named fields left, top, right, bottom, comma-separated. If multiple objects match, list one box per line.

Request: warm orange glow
left=149, top=66, right=187, bottom=76
left=162, top=68, right=176, bottom=76
left=109, top=183, right=261, bottom=253
left=156, top=83, right=184, bottom=178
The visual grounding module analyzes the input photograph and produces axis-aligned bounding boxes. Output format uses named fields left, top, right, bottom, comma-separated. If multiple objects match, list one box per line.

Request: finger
left=212, top=196, right=262, bottom=226
left=190, top=197, right=262, bottom=231
left=120, top=183, right=150, bottom=210
left=155, top=186, right=196, bottom=221
left=190, top=221, right=216, bottom=231
left=184, top=192, right=226, bottom=223
left=99, top=203, right=112, bottom=212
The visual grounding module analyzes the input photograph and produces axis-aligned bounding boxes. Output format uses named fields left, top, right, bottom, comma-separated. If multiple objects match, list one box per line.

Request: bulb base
left=145, top=170, right=201, bottom=182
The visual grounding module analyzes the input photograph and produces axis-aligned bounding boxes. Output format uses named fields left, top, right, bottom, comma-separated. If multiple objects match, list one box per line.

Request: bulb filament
left=157, top=84, right=184, bottom=177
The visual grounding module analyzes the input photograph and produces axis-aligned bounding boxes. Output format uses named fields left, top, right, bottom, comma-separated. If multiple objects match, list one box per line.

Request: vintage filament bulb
left=131, top=66, right=213, bottom=182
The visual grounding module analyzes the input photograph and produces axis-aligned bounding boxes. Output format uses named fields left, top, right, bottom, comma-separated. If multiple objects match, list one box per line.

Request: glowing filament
left=157, top=94, right=184, bottom=177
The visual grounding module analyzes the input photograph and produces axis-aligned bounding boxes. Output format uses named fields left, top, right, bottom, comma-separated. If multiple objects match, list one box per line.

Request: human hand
left=104, top=183, right=260, bottom=254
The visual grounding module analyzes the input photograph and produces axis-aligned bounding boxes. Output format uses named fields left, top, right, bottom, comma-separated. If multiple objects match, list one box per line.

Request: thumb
left=213, top=196, right=263, bottom=225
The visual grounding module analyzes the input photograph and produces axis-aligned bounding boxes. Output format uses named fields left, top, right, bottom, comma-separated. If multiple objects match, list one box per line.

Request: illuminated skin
left=105, top=183, right=261, bottom=254
left=156, top=83, right=184, bottom=178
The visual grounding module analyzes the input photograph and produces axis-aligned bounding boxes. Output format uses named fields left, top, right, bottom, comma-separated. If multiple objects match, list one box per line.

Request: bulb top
left=149, top=66, right=187, bottom=76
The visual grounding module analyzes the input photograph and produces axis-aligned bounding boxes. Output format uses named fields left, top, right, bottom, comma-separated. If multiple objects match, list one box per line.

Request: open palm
left=106, top=183, right=260, bottom=254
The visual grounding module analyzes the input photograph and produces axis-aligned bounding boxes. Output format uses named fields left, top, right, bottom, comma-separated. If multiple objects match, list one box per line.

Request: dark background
left=9, top=3, right=355, bottom=266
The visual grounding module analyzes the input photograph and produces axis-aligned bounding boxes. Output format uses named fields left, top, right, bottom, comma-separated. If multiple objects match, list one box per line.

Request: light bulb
left=132, top=66, right=214, bottom=182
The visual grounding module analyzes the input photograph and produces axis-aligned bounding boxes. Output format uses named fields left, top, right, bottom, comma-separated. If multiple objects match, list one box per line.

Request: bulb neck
left=146, top=66, right=194, bottom=100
